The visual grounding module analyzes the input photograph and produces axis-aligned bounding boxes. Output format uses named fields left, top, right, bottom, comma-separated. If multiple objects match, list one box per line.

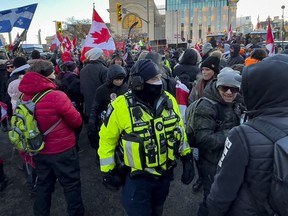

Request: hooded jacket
left=193, top=80, right=242, bottom=164
left=226, top=44, right=244, bottom=67
left=88, top=65, right=128, bottom=148
left=206, top=55, right=288, bottom=216
left=18, top=72, right=82, bottom=154
left=173, top=48, right=200, bottom=89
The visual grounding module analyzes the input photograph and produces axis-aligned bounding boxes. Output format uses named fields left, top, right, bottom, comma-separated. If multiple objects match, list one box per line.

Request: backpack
left=9, top=89, right=61, bottom=154
left=246, top=119, right=288, bottom=216
left=185, top=97, right=224, bottom=147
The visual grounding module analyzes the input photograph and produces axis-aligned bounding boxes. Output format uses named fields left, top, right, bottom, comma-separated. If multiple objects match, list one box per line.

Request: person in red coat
left=18, top=60, right=85, bottom=216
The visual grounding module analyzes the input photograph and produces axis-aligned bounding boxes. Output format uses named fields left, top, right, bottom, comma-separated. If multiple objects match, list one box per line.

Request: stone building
left=108, top=0, right=165, bottom=41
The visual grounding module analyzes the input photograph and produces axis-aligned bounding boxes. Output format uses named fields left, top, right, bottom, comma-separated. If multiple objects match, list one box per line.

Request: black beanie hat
left=132, top=59, right=160, bottom=82
left=201, top=56, right=220, bottom=74
left=13, top=56, right=27, bottom=68
left=31, top=50, right=41, bottom=59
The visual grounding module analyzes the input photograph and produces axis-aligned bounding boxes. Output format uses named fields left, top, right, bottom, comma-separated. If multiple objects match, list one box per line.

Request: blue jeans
left=122, top=173, right=171, bottom=216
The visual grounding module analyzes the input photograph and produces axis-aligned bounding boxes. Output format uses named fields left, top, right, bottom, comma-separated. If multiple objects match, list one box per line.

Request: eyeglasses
left=219, top=86, right=239, bottom=93
left=6, top=65, right=13, bottom=69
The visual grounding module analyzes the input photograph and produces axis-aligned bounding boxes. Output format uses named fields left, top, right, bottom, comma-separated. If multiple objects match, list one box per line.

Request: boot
left=192, top=177, right=202, bottom=193
left=192, top=159, right=203, bottom=193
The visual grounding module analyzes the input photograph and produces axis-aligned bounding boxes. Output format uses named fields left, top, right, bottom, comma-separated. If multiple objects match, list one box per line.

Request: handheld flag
left=80, top=8, right=115, bottom=62
left=0, top=3, right=38, bottom=33
left=176, top=80, right=189, bottom=124
left=266, top=18, right=275, bottom=56
left=255, top=15, right=261, bottom=30
left=62, top=36, right=72, bottom=52
left=50, top=32, right=63, bottom=51
left=227, top=24, right=232, bottom=42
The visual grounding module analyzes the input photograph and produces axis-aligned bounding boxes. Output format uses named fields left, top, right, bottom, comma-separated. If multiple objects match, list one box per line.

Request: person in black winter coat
left=204, top=54, right=288, bottom=216
left=0, top=60, right=13, bottom=131
left=226, top=44, right=244, bottom=67
left=88, top=64, right=128, bottom=161
left=193, top=68, right=243, bottom=215
left=80, top=47, right=108, bottom=123
left=173, top=48, right=201, bottom=90
left=57, top=61, right=84, bottom=151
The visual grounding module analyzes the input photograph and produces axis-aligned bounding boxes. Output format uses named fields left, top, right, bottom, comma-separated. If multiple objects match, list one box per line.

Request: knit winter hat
left=30, top=60, right=54, bottom=77
left=85, top=47, right=103, bottom=61
left=61, top=61, right=77, bottom=72
left=202, top=42, right=213, bottom=55
left=13, top=57, right=27, bottom=68
left=216, top=67, right=241, bottom=89
left=131, top=59, right=160, bottom=82
left=31, top=50, right=41, bottom=59
left=201, top=56, right=220, bottom=74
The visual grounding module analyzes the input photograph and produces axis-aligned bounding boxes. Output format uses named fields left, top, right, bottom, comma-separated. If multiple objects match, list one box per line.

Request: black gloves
left=87, top=122, right=100, bottom=150
left=102, top=169, right=123, bottom=191
left=181, top=153, right=195, bottom=185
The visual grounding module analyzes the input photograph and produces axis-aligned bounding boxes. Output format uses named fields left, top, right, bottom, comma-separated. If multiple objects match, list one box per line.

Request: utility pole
left=147, top=0, right=150, bottom=41
left=176, top=10, right=179, bottom=48
left=281, top=5, right=285, bottom=48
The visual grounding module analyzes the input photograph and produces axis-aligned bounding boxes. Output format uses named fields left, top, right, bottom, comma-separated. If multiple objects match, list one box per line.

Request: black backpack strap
left=201, top=97, right=224, bottom=126
left=32, top=89, right=53, bottom=104
left=246, top=119, right=287, bottom=142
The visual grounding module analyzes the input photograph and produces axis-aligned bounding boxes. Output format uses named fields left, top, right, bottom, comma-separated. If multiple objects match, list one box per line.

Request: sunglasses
left=6, top=65, right=13, bottom=69
left=219, top=86, right=239, bottom=93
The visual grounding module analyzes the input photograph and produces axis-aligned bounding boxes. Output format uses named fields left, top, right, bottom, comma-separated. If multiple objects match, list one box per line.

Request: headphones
left=129, top=60, right=146, bottom=91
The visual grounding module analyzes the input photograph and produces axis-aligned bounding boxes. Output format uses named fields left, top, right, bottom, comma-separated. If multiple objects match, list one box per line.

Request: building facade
left=108, top=0, right=165, bottom=41
left=165, top=0, right=239, bottom=45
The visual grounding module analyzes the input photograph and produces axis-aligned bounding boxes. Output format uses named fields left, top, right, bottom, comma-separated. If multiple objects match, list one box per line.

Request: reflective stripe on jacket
left=98, top=91, right=191, bottom=175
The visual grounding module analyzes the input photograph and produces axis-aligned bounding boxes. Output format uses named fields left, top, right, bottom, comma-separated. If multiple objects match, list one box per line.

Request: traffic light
left=116, top=3, right=122, bottom=22
left=56, top=21, right=63, bottom=34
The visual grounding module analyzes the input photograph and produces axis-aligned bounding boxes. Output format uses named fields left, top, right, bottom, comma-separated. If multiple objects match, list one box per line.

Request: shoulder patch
left=103, top=103, right=114, bottom=127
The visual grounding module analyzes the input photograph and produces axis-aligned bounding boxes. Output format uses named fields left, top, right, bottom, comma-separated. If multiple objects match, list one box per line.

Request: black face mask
left=134, top=82, right=163, bottom=105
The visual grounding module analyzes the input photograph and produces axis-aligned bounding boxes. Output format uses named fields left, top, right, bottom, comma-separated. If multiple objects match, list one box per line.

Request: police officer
left=98, top=59, right=194, bottom=216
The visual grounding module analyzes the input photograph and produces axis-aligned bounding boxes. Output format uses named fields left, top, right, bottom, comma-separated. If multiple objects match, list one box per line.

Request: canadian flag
left=62, top=36, right=73, bottom=52
left=80, top=8, right=115, bottom=62
left=50, top=32, right=63, bottom=51
left=255, top=15, right=261, bottom=30
left=72, top=38, right=77, bottom=49
left=146, top=43, right=152, bottom=52
left=176, top=80, right=190, bottom=124
left=227, top=24, right=232, bottom=42
left=194, top=43, right=201, bottom=52
left=266, top=18, right=275, bottom=57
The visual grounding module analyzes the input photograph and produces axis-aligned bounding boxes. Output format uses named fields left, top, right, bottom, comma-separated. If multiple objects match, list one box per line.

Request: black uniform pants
left=122, top=173, right=171, bottom=216
left=33, top=147, right=85, bottom=216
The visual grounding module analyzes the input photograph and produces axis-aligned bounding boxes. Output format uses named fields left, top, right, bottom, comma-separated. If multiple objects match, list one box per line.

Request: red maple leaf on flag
left=90, top=28, right=110, bottom=44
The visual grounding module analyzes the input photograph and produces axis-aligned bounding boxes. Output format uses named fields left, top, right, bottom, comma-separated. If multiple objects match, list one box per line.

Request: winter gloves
left=181, top=153, right=195, bottom=185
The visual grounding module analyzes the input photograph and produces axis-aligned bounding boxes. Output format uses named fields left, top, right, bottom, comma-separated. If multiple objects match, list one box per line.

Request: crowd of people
left=0, top=39, right=287, bottom=216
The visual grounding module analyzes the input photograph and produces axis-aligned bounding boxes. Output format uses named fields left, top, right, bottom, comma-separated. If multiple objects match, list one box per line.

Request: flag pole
left=8, top=32, right=12, bottom=45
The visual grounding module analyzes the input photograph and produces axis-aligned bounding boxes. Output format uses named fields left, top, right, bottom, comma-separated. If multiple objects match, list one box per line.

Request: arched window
left=123, top=14, right=142, bottom=29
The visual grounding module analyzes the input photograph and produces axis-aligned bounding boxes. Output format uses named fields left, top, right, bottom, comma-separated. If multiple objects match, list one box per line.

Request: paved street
left=0, top=125, right=202, bottom=216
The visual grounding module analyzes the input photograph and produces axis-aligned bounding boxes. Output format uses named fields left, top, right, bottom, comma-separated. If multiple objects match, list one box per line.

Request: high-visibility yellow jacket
left=98, top=91, right=191, bottom=176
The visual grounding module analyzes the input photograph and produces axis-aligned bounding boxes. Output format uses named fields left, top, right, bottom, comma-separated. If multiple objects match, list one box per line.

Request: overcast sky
left=1, top=0, right=287, bottom=44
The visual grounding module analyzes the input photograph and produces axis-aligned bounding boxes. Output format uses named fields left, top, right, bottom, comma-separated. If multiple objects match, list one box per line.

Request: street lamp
left=281, top=5, right=285, bottom=48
